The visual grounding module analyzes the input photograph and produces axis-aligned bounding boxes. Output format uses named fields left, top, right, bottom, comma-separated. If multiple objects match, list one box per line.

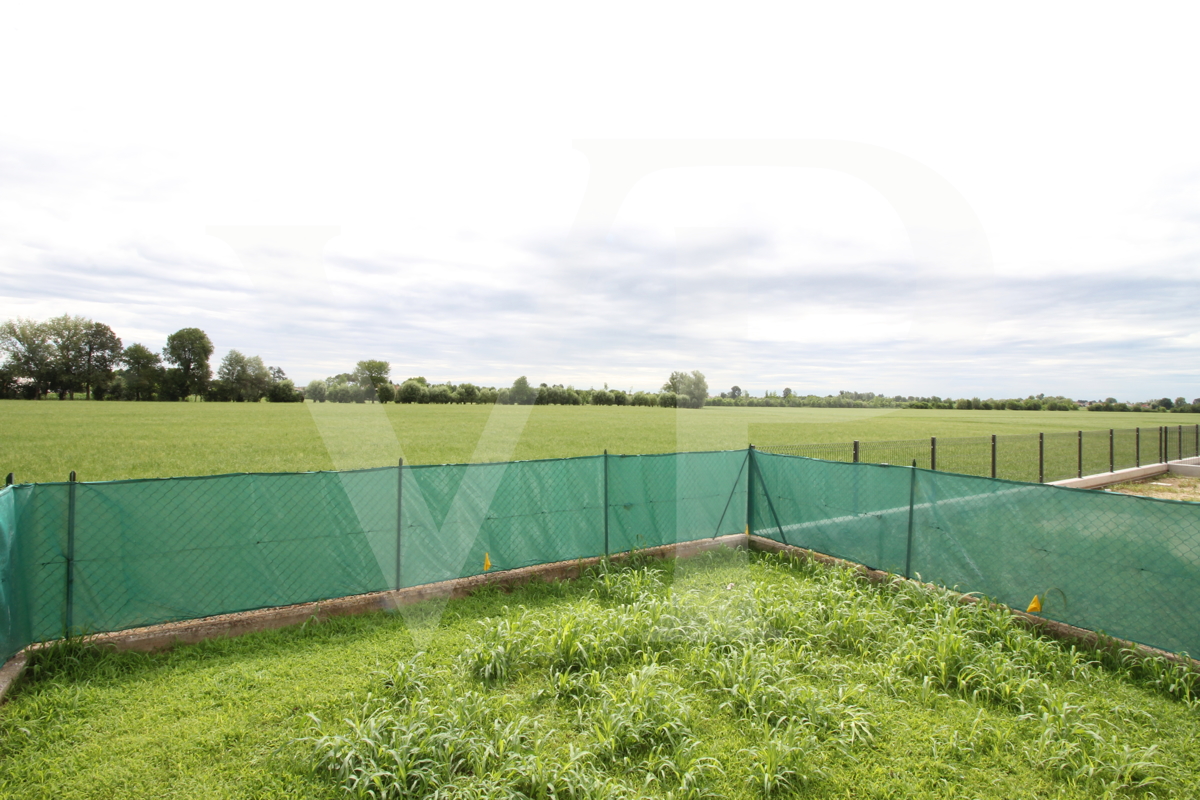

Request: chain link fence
left=759, top=424, right=1200, bottom=483
left=2, top=442, right=1200, bottom=665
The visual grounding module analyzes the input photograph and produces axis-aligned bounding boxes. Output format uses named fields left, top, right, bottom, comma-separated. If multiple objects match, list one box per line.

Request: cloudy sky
left=1, top=2, right=1197, bottom=400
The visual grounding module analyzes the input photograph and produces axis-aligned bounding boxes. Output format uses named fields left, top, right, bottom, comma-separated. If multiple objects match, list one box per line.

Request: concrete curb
left=0, top=534, right=745, bottom=703
left=1050, top=457, right=1200, bottom=490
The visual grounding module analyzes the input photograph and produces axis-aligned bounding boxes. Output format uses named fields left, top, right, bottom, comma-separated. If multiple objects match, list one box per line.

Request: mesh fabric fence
left=3, top=447, right=1200, bottom=666
left=751, top=452, right=1200, bottom=657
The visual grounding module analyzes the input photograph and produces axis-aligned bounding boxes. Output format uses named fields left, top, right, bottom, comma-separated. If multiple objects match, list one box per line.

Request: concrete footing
left=1050, top=457, right=1200, bottom=489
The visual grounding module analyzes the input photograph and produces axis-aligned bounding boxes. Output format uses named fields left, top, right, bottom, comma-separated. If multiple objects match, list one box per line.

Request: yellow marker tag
left=745, top=524, right=750, bottom=536
left=1027, top=595, right=1042, bottom=613
left=483, top=552, right=492, bottom=572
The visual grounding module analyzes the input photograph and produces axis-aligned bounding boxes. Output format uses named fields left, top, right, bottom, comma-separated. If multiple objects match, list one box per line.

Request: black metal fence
left=757, top=424, right=1200, bottom=483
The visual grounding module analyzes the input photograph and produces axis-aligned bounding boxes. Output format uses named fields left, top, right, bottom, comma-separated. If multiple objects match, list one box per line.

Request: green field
left=3, top=400, right=1195, bottom=484
left=3, top=550, right=1198, bottom=799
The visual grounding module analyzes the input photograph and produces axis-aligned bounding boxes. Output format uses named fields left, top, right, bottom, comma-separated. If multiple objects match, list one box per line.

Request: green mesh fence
left=3, top=448, right=1200, bottom=667
left=751, top=452, right=1200, bottom=657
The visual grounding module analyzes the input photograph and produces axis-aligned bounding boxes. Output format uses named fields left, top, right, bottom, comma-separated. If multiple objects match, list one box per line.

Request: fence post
left=66, top=470, right=77, bottom=635
left=4, top=473, right=11, bottom=486
left=1160, top=426, right=1165, bottom=463
left=747, top=445, right=756, bottom=537
left=1038, top=433, right=1044, bottom=483
left=853, top=440, right=860, bottom=463
left=1178, top=425, right=1183, bottom=461
left=1077, top=431, right=1083, bottom=479
left=1195, top=424, right=1199, bottom=459
left=602, top=450, right=609, bottom=557
left=395, top=458, right=403, bottom=591
left=990, top=434, right=997, bottom=479
left=905, top=459, right=917, bottom=580
left=1136, top=427, right=1140, bottom=467
left=1109, top=429, right=1114, bottom=473
left=930, top=437, right=937, bottom=471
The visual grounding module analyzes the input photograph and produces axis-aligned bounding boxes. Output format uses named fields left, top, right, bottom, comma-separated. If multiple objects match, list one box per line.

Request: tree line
left=0, top=315, right=303, bottom=402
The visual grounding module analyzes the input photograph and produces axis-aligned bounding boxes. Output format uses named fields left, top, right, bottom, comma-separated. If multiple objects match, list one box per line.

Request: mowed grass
left=3, top=399, right=1194, bottom=483
left=3, top=550, right=1199, bottom=799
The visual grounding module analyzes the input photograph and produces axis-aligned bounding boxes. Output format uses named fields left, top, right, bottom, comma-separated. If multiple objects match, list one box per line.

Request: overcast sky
left=1, top=2, right=1198, bottom=400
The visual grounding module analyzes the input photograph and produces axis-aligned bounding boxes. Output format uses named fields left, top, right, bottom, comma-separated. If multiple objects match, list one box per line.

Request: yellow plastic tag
left=1026, top=595, right=1042, bottom=613
left=483, top=552, right=492, bottom=572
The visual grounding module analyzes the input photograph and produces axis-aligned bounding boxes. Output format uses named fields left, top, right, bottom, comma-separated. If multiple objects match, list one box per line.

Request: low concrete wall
left=1169, top=463, right=1200, bottom=478
left=1050, top=463, right=1168, bottom=489
left=0, top=534, right=745, bottom=702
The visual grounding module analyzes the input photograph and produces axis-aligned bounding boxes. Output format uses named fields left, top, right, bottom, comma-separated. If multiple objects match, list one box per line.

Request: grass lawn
left=1107, top=475, right=1200, bottom=503
left=2, top=549, right=1198, bottom=799
left=2, top=399, right=1194, bottom=483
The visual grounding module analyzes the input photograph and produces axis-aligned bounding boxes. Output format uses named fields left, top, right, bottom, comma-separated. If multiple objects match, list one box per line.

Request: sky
left=1, top=2, right=1198, bottom=401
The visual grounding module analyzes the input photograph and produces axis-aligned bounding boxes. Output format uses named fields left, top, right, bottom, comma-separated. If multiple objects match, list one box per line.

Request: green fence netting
left=2, top=448, right=1199, bottom=667
left=752, top=451, right=1200, bottom=657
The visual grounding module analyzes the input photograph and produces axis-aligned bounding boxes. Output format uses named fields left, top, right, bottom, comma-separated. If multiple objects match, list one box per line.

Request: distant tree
left=306, top=379, right=327, bottom=402
left=162, top=328, right=214, bottom=398
left=397, top=380, right=429, bottom=403
left=268, top=379, right=302, bottom=403
left=121, top=343, right=162, bottom=400
left=729, top=385, right=742, bottom=399
left=355, top=360, right=391, bottom=395
left=427, top=384, right=453, bottom=404
left=0, top=318, right=54, bottom=397
left=1158, top=397, right=1174, bottom=409
left=592, top=389, right=614, bottom=406
left=662, top=371, right=708, bottom=409
left=217, top=350, right=271, bottom=401
left=454, top=383, right=479, bottom=404
left=510, top=376, right=536, bottom=405
left=782, top=388, right=792, bottom=399
left=44, top=314, right=92, bottom=399
left=658, top=391, right=677, bottom=408
left=376, top=383, right=395, bottom=403
left=955, top=398, right=971, bottom=409
left=611, top=389, right=628, bottom=406
left=82, top=322, right=122, bottom=399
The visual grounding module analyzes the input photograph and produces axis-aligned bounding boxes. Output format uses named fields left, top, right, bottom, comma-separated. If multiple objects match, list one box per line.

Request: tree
left=217, top=350, right=271, bottom=402
left=397, top=379, right=430, bottom=403
left=83, top=322, right=122, bottom=399
left=510, top=376, right=536, bottom=405
left=782, top=388, right=792, bottom=399
left=1158, top=397, right=1174, bottom=410
left=306, top=379, right=327, bottom=402
left=662, top=371, right=708, bottom=409
left=121, top=343, right=162, bottom=400
left=0, top=318, right=54, bottom=397
left=355, top=360, right=391, bottom=394
left=163, top=328, right=214, bottom=399
left=592, top=389, right=614, bottom=406
left=376, top=384, right=395, bottom=403
left=45, top=314, right=92, bottom=399
left=729, top=386, right=742, bottom=399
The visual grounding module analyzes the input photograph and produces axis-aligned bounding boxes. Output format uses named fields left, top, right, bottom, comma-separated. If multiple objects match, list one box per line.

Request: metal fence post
left=1077, top=430, right=1083, bottom=478
left=1109, top=429, right=1114, bottom=473
left=905, top=459, right=917, bottom=580
left=1038, top=433, right=1044, bottom=483
left=395, top=458, right=403, bottom=591
left=853, top=440, right=860, bottom=463
left=1160, top=426, right=1165, bottom=463
left=990, top=434, right=997, bottom=479
left=1178, top=425, right=1183, bottom=461
left=602, top=449, right=609, bottom=557
left=4, top=472, right=11, bottom=486
left=66, top=470, right=77, bottom=635
left=747, top=445, right=756, bottom=537
left=930, top=437, right=937, bottom=471
left=1195, top=423, right=1199, bottom=459
left=1136, top=427, right=1140, bottom=467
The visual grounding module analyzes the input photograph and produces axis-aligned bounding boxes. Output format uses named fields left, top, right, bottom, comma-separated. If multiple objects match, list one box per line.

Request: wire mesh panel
left=992, top=433, right=1040, bottom=482
left=757, top=442, right=855, bottom=462
left=69, top=470, right=396, bottom=637
left=607, top=450, right=748, bottom=553
left=752, top=453, right=911, bottom=575
left=1112, top=428, right=1137, bottom=472
left=400, top=457, right=604, bottom=588
left=859, top=439, right=933, bottom=470
left=931, top=436, right=991, bottom=478
left=0, top=486, right=21, bottom=664
left=910, top=470, right=1200, bottom=656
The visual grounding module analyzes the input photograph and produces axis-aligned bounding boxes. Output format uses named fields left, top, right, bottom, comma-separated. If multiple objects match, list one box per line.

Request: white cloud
left=1, top=2, right=1198, bottom=401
